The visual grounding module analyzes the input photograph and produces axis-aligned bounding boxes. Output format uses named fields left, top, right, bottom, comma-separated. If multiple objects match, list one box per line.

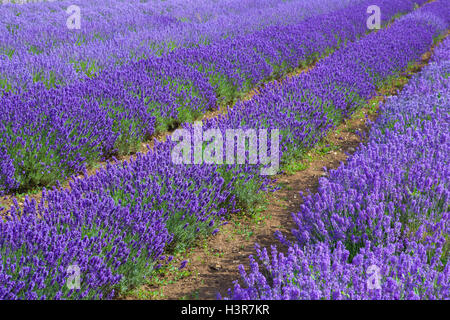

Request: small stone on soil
left=209, top=263, right=222, bottom=271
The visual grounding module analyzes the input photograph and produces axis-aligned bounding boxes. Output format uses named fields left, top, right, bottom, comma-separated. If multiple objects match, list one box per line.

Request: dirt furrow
left=124, top=39, right=446, bottom=299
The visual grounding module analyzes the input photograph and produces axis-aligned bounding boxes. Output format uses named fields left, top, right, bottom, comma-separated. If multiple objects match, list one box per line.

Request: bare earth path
left=1, top=5, right=444, bottom=300
left=3, top=27, right=443, bottom=300
left=125, top=38, right=446, bottom=299
left=126, top=104, right=378, bottom=300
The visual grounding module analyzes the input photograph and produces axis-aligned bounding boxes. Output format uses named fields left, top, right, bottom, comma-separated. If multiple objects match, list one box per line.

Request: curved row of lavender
left=0, top=0, right=425, bottom=194
left=0, top=0, right=359, bottom=91
left=222, top=27, right=450, bottom=301
left=0, top=0, right=364, bottom=90
left=1, top=0, right=418, bottom=94
left=1, top=1, right=447, bottom=300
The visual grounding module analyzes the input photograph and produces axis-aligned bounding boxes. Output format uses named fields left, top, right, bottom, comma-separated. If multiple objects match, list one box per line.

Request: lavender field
left=0, top=0, right=448, bottom=302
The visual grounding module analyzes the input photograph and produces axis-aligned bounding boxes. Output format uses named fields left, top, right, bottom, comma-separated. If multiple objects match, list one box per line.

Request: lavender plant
left=0, top=0, right=427, bottom=193
left=223, top=13, right=450, bottom=300
left=1, top=0, right=447, bottom=300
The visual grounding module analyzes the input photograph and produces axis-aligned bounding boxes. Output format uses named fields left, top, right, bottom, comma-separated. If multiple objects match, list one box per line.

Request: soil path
left=126, top=35, right=447, bottom=299
left=133, top=105, right=375, bottom=300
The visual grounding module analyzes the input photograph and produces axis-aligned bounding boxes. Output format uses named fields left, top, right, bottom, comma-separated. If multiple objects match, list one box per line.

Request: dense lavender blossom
left=0, top=139, right=233, bottom=299
left=0, top=0, right=429, bottom=193
left=223, top=18, right=450, bottom=300
left=0, top=0, right=424, bottom=92
left=170, top=0, right=424, bottom=104
left=176, top=0, right=445, bottom=212
left=0, top=0, right=368, bottom=88
left=0, top=0, right=447, bottom=300
left=199, top=0, right=449, bottom=168
left=224, top=240, right=448, bottom=300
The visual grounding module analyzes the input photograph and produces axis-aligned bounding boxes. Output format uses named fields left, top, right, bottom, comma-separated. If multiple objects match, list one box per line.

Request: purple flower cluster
left=0, top=0, right=425, bottom=193
left=0, top=139, right=233, bottom=299
left=177, top=0, right=440, bottom=209
left=223, top=4, right=449, bottom=300
left=0, top=51, right=218, bottom=193
left=226, top=239, right=448, bottom=300
left=1, top=0, right=446, bottom=300
left=148, top=0, right=422, bottom=105
left=0, top=0, right=368, bottom=89
left=200, top=0, right=449, bottom=167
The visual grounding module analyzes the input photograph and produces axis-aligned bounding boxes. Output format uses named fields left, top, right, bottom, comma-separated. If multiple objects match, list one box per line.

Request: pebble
left=210, top=263, right=222, bottom=271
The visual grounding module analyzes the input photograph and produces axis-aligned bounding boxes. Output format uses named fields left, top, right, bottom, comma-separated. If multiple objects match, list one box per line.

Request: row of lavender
left=0, top=0, right=363, bottom=90
left=0, top=0, right=424, bottom=194
left=186, top=0, right=449, bottom=175
left=223, top=30, right=450, bottom=301
left=0, top=1, right=447, bottom=300
left=0, top=0, right=361, bottom=88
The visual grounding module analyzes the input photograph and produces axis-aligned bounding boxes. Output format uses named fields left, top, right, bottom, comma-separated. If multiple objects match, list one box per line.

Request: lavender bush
left=0, top=0, right=426, bottom=193
left=223, top=16, right=450, bottom=300
left=0, top=0, right=367, bottom=89
left=2, top=0, right=447, bottom=300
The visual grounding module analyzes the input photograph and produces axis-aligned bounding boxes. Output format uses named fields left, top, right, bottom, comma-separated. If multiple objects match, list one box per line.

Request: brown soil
left=123, top=32, right=447, bottom=300
left=1, top=3, right=445, bottom=301
left=125, top=103, right=376, bottom=300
